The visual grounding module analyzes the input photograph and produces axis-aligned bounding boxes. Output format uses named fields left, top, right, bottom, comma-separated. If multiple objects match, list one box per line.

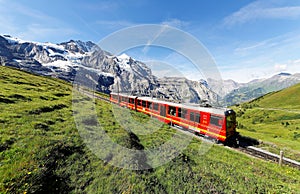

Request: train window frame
left=195, top=113, right=200, bottom=123
left=178, top=108, right=187, bottom=119
left=210, top=115, right=223, bottom=127
left=142, top=101, right=147, bottom=108
left=168, top=106, right=176, bottom=116
left=147, top=101, right=151, bottom=109
left=137, top=100, right=142, bottom=106
left=190, top=112, right=195, bottom=122
left=129, top=98, right=134, bottom=104
left=153, top=103, right=159, bottom=111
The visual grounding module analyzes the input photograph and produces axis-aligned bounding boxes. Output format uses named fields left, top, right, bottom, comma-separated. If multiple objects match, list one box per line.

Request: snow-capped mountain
left=0, top=35, right=219, bottom=105
left=1, top=35, right=300, bottom=106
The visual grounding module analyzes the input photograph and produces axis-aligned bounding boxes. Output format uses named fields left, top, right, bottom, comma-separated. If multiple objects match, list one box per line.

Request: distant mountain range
left=1, top=34, right=299, bottom=106
left=209, top=73, right=300, bottom=105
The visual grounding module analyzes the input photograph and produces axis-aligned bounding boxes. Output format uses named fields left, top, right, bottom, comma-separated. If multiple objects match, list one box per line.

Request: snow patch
left=2, top=35, right=27, bottom=44
left=43, top=60, right=72, bottom=72
left=115, top=53, right=133, bottom=71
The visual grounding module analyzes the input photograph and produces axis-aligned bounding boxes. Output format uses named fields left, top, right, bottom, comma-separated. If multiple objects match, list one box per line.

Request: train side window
left=190, top=112, right=195, bottom=121
left=179, top=108, right=187, bottom=119
left=129, top=98, right=134, bottom=104
left=147, top=102, right=151, bottom=109
left=142, top=101, right=147, bottom=107
left=195, top=113, right=200, bottom=123
left=153, top=103, right=159, bottom=111
left=138, top=100, right=142, bottom=106
left=168, top=106, right=176, bottom=116
left=210, top=115, right=222, bottom=127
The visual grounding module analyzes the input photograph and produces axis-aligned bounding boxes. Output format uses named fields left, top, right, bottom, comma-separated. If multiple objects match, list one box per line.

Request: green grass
left=232, top=83, right=300, bottom=161
left=1, top=66, right=300, bottom=193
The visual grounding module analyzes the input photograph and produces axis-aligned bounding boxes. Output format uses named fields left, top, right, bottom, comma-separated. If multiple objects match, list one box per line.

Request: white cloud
left=274, top=63, right=287, bottom=72
left=223, top=1, right=300, bottom=27
left=0, top=1, right=79, bottom=42
left=219, top=58, right=300, bottom=83
left=17, top=24, right=78, bottom=43
left=95, top=20, right=137, bottom=29
left=285, top=59, right=300, bottom=72
left=161, top=18, right=190, bottom=29
left=233, top=32, right=300, bottom=57
left=82, top=1, right=120, bottom=11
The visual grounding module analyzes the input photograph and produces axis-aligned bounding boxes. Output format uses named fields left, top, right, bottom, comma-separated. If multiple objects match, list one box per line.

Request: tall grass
left=1, top=66, right=300, bottom=193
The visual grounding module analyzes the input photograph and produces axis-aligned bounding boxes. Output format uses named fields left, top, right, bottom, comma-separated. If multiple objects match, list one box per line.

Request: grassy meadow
left=1, top=66, right=300, bottom=193
left=232, top=83, right=300, bottom=161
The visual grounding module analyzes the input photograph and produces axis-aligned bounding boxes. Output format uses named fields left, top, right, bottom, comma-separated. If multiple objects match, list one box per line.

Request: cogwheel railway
left=77, top=88, right=300, bottom=170
left=238, top=146, right=300, bottom=170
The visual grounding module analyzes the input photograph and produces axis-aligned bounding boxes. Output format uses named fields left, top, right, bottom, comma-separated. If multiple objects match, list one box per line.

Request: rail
left=78, top=88, right=300, bottom=170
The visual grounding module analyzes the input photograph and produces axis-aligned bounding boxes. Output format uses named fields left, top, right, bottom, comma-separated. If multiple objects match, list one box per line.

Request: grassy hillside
left=1, top=66, right=300, bottom=193
left=250, top=83, right=300, bottom=110
left=233, top=83, right=300, bottom=161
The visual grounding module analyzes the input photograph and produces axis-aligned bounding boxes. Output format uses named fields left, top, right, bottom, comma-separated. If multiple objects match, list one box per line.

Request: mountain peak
left=118, top=53, right=131, bottom=60
left=277, top=72, right=291, bottom=76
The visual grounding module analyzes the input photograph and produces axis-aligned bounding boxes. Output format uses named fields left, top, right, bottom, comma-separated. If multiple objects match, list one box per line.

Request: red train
left=110, top=93, right=239, bottom=146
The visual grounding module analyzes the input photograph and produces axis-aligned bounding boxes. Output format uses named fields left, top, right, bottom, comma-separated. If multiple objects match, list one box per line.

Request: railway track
left=177, top=127, right=300, bottom=169
left=78, top=88, right=300, bottom=170
left=238, top=146, right=300, bottom=170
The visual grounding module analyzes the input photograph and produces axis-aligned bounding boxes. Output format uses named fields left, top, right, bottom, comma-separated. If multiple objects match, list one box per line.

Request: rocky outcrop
left=155, top=77, right=219, bottom=105
left=0, top=35, right=219, bottom=105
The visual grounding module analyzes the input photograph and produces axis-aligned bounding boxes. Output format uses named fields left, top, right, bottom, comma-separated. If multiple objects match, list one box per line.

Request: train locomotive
left=110, top=93, right=239, bottom=147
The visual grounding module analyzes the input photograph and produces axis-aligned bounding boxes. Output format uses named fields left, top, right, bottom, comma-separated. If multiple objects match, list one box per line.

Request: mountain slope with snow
left=2, top=34, right=298, bottom=106
left=0, top=35, right=219, bottom=105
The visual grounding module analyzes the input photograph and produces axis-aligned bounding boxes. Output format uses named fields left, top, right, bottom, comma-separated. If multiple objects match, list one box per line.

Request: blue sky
left=0, top=0, right=300, bottom=82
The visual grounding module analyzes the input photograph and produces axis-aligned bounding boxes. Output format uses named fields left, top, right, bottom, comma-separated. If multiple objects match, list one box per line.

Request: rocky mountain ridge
left=209, top=72, right=300, bottom=105
left=0, top=35, right=218, bottom=105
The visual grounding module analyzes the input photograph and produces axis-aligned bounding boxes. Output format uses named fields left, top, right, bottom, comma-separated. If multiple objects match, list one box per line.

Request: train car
left=110, top=93, right=238, bottom=146
left=110, top=93, right=137, bottom=110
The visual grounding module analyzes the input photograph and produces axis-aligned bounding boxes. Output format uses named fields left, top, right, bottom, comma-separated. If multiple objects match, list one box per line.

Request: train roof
left=110, top=93, right=230, bottom=115
left=137, top=96, right=228, bottom=115
left=110, top=92, right=137, bottom=99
